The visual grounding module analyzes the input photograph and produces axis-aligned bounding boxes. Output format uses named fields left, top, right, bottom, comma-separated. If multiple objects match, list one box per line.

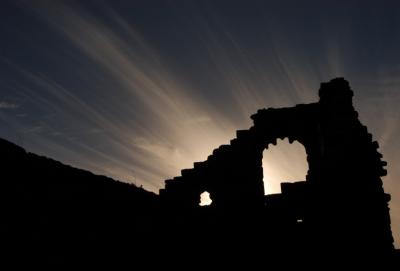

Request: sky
left=0, top=0, right=399, bottom=247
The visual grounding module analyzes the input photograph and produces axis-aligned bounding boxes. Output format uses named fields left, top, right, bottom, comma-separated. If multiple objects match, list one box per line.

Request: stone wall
left=160, top=78, right=394, bottom=252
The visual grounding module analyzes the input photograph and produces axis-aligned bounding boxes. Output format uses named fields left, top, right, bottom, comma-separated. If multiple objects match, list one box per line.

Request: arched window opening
left=199, top=191, right=213, bottom=206
left=262, top=138, right=308, bottom=195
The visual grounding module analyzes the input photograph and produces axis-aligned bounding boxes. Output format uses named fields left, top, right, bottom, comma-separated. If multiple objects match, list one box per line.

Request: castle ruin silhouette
left=160, top=78, right=395, bottom=254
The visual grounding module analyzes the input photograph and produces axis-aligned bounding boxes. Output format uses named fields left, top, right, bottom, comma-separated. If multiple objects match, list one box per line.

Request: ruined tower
left=160, top=78, right=394, bottom=253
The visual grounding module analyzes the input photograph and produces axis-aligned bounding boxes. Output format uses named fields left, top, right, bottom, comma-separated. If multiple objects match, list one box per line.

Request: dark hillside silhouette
left=0, top=137, right=157, bottom=201
left=1, top=78, right=398, bottom=266
left=1, top=137, right=161, bottom=267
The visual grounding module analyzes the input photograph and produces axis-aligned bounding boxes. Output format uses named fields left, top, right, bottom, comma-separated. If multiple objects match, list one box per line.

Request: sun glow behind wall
left=263, top=139, right=309, bottom=195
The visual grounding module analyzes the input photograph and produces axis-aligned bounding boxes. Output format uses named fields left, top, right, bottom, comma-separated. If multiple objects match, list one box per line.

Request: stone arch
left=262, top=138, right=309, bottom=195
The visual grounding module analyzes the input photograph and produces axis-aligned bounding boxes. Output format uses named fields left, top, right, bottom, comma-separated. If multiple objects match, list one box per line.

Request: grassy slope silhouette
left=0, top=137, right=157, bottom=201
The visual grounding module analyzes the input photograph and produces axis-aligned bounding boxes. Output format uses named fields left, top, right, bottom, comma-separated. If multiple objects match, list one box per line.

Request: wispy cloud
left=1, top=2, right=239, bottom=192
left=0, top=101, right=18, bottom=109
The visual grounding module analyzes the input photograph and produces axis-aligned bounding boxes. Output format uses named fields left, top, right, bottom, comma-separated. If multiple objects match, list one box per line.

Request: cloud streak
left=0, top=101, right=18, bottom=109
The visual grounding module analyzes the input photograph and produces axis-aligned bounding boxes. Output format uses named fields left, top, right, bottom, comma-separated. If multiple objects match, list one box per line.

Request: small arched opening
left=199, top=191, right=213, bottom=206
left=262, top=138, right=308, bottom=195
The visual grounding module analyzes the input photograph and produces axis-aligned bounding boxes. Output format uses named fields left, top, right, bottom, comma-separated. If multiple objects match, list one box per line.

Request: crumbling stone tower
left=160, top=78, right=394, bottom=252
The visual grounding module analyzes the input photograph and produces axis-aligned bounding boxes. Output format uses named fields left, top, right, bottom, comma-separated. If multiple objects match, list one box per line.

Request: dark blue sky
left=0, top=0, right=399, bottom=246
